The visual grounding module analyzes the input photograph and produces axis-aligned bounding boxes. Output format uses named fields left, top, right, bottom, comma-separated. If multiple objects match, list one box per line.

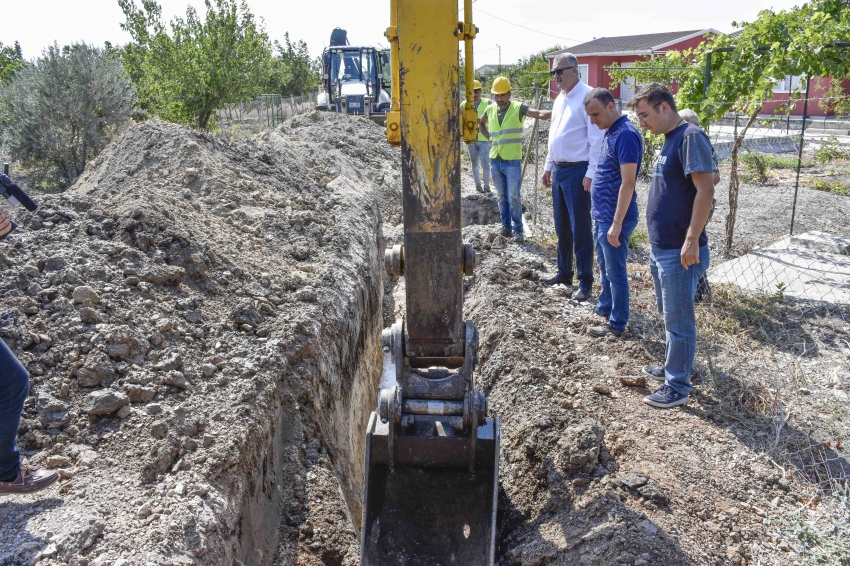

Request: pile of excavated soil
left=0, top=113, right=391, bottom=565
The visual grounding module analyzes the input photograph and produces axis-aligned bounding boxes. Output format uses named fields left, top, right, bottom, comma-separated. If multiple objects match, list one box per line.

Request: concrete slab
left=790, top=231, right=850, bottom=256
left=709, top=232, right=850, bottom=304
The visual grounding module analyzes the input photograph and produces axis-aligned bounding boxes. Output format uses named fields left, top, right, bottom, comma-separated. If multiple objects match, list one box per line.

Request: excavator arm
left=361, top=1, right=499, bottom=564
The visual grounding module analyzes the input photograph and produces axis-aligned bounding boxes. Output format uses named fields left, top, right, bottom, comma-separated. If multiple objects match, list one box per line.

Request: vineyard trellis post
left=789, top=75, right=811, bottom=236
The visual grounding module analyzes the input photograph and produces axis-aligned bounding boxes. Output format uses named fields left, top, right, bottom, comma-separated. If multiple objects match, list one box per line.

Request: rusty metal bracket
left=385, top=244, right=405, bottom=278
left=462, top=243, right=476, bottom=276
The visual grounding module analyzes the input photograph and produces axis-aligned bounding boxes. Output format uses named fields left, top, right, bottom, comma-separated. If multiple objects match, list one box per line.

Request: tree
left=119, top=0, right=274, bottom=130
left=0, top=41, right=26, bottom=83
left=476, top=45, right=561, bottom=101
left=266, top=33, right=320, bottom=97
left=0, top=43, right=135, bottom=190
left=503, top=45, right=561, bottom=96
left=818, top=75, right=850, bottom=119
left=608, top=0, right=850, bottom=256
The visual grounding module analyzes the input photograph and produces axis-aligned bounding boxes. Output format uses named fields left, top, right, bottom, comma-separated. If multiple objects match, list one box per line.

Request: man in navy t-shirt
left=630, top=83, right=715, bottom=409
left=583, top=88, right=642, bottom=338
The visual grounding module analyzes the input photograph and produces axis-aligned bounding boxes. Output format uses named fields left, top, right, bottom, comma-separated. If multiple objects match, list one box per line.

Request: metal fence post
left=789, top=76, right=811, bottom=237
left=533, top=87, right=540, bottom=227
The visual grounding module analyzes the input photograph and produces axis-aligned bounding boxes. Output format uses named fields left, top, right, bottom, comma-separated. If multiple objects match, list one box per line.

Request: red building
left=546, top=30, right=846, bottom=117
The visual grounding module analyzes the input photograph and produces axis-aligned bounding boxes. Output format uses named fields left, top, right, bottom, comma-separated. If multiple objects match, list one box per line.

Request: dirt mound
left=0, top=115, right=388, bottom=565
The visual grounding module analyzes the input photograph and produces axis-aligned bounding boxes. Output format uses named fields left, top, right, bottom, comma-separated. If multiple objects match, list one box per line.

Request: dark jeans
left=552, top=163, right=593, bottom=292
left=594, top=218, right=638, bottom=331
left=0, top=338, right=28, bottom=481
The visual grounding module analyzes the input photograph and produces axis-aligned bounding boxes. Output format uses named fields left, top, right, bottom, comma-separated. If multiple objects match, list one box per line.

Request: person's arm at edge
left=0, top=208, right=12, bottom=237
left=607, top=162, right=638, bottom=247
left=526, top=107, right=551, bottom=120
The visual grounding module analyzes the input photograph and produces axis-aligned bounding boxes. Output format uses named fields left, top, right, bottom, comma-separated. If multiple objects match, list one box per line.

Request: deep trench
left=227, top=186, right=503, bottom=566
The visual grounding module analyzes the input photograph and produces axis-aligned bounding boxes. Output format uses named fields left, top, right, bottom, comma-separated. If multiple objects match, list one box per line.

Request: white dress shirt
left=545, top=81, right=605, bottom=179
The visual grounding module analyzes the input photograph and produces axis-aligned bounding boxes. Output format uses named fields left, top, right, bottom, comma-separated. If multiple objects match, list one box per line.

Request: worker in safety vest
left=462, top=80, right=493, bottom=193
left=480, top=76, right=550, bottom=243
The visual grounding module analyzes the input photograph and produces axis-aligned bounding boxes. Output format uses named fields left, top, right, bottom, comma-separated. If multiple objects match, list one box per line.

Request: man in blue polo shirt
left=582, top=88, right=642, bottom=338
left=630, top=83, right=715, bottom=409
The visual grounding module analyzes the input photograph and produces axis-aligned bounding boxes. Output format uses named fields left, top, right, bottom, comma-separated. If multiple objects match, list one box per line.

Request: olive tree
left=0, top=43, right=135, bottom=190
left=0, top=41, right=26, bottom=84
left=119, top=0, right=274, bottom=130
left=609, top=0, right=850, bottom=255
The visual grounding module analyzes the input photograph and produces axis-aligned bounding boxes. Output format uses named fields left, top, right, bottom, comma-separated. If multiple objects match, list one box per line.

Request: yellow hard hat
left=491, top=76, right=511, bottom=95
left=473, top=80, right=482, bottom=90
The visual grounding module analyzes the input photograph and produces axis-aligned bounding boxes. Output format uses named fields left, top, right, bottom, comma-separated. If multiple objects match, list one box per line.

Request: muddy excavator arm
left=361, top=1, right=499, bottom=564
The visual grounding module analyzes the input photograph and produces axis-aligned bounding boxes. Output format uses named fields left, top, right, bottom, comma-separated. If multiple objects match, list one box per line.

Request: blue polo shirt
left=590, top=115, right=642, bottom=224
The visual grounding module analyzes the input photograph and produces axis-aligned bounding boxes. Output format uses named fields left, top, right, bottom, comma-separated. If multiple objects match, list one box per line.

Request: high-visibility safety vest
left=462, top=99, right=492, bottom=142
left=486, top=101, right=524, bottom=160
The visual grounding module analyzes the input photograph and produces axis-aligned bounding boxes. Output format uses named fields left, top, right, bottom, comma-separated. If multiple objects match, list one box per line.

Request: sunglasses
left=549, top=66, right=576, bottom=77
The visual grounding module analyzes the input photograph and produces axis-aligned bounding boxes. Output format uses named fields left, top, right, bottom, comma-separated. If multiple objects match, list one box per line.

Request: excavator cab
left=361, top=1, right=498, bottom=564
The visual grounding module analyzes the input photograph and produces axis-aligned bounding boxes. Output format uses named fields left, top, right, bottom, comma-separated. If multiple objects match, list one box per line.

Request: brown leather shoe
left=0, top=467, right=60, bottom=496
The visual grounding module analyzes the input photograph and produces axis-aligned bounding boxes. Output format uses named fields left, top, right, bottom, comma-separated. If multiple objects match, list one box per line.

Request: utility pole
left=495, top=44, right=501, bottom=73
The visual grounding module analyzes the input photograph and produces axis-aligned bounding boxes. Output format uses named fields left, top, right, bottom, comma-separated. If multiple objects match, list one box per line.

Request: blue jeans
left=649, top=245, right=710, bottom=396
left=552, top=163, right=593, bottom=292
left=467, top=141, right=491, bottom=188
left=491, top=158, right=523, bottom=233
left=0, top=339, right=29, bottom=481
left=594, top=218, right=638, bottom=331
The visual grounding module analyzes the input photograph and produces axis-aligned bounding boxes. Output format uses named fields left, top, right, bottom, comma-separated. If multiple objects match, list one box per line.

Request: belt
left=491, top=156, right=519, bottom=163
left=554, top=160, right=588, bottom=168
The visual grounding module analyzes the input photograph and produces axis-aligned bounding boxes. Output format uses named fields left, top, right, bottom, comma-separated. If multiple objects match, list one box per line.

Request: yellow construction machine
left=360, top=1, right=499, bottom=564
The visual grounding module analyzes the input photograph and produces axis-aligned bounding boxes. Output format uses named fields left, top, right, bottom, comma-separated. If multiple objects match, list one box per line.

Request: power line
left=474, top=8, right=587, bottom=44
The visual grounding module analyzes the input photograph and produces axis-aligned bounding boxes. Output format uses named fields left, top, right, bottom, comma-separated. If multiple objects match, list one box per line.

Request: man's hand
left=607, top=222, right=622, bottom=247
left=542, top=170, right=551, bottom=188
left=680, top=236, right=700, bottom=269
left=582, top=176, right=592, bottom=192
left=0, top=209, right=13, bottom=237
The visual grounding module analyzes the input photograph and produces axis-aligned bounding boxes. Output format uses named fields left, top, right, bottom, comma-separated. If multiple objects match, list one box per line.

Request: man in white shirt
left=541, top=53, right=604, bottom=301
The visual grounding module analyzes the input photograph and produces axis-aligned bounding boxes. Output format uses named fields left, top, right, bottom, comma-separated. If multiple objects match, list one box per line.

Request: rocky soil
left=1, top=111, right=847, bottom=566
left=0, top=113, right=394, bottom=565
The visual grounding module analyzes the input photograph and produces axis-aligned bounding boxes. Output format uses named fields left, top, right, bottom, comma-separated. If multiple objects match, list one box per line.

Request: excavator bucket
left=361, top=413, right=499, bottom=565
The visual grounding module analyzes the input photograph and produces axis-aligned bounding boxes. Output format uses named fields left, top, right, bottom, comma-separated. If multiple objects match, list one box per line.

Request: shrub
left=628, top=227, right=649, bottom=249
left=811, top=178, right=850, bottom=196
left=740, top=152, right=770, bottom=184
left=0, top=43, right=135, bottom=190
left=813, top=135, right=850, bottom=164
left=758, top=154, right=814, bottom=169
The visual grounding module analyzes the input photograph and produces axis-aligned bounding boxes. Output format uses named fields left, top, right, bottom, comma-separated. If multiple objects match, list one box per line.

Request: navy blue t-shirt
left=647, top=122, right=714, bottom=249
left=590, top=115, right=642, bottom=223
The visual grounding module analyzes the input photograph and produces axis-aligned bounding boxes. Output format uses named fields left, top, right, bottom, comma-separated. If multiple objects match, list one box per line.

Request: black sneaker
left=643, top=384, right=689, bottom=409
left=513, top=231, right=524, bottom=243
left=573, top=288, right=591, bottom=302
left=499, top=226, right=512, bottom=238
left=587, top=324, right=623, bottom=338
left=642, top=365, right=666, bottom=382
left=0, top=467, right=60, bottom=496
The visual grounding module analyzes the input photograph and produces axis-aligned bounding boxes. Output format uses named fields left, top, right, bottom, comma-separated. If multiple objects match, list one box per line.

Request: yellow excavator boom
left=361, top=1, right=499, bottom=564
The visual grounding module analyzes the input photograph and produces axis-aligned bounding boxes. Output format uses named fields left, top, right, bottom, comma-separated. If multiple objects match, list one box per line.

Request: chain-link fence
left=215, top=92, right=318, bottom=139
left=505, top=89, right=850, bottom=497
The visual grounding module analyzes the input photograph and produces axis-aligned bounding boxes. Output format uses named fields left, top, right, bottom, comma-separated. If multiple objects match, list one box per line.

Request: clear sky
left=3, top=0, right=805, bottom=65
